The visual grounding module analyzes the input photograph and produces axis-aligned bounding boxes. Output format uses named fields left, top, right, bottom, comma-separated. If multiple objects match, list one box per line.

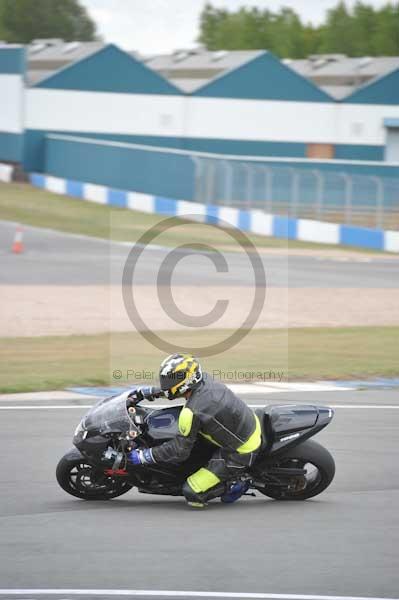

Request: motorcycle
left=56, top=388, right=336, bottom=502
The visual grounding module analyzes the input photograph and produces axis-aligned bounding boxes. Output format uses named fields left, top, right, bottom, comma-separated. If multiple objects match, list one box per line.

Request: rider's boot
left=182, top=480, right=226, bottom=508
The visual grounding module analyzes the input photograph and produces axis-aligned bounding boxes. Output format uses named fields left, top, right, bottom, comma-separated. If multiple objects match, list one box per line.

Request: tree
left=0, top=1, right=7, bottom=40
left=351, top=2, right=378, bottom=55
left=0, top=0, right=97, bottom=43
left=270, top=8, right=307, bottom=58
left=373, top=4, right=399, bottom=55
left=198, top=1, right=399, bottom=58
left=199, top=4, right=225, bottom=50
left=319, top=1, right=356, bottom=55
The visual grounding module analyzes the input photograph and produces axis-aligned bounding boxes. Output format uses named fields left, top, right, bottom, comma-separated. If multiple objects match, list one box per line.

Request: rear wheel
left=254, top=439, right=335, bottom=500
left=56, top=448, right=134, bottom=500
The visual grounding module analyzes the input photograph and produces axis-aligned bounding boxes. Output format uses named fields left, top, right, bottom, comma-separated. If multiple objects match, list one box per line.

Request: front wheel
left=56, top=448, right=134, bottom=500
left=254, top=439, right=335, bottom=500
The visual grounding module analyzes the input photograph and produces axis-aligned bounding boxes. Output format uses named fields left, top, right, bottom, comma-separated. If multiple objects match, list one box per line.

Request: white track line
left=0, top=591, right=397, bottom=600
left=0, top=404, right=398, bottom=411
left=0, top=405, right=93, bottom=410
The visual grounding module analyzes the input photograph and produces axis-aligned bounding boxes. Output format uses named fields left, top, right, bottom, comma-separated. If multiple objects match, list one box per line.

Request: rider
left=128, top=353, right=262, bottom=508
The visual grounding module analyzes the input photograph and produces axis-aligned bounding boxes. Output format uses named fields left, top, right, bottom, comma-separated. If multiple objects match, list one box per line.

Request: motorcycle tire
left=56, top=448, right=134, bottom=500
left=255, top=439, right=335, bottom=500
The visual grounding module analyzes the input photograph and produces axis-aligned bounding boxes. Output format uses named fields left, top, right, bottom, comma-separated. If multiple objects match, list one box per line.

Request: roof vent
left=358, top=57, right=372, bottom=69
left=309, top=53, right=346, bottom=68
left=211, top=50, right=228, bottom=62
left=32, top=38, right=63, bottom=46
left=29, top=43, right=47, bottom=54
left=186, top=48, right=201, bottom=56
left=62, top=42, right=81, bottom=54
left=173, top=50, right=188, bottom=63
left=312, top=58, right=327, bottom=69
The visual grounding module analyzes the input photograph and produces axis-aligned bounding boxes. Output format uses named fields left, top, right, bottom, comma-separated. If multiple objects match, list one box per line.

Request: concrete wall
left=44, top=135, right=195, bottom=200
left=40, top=134, right=399, bottom=204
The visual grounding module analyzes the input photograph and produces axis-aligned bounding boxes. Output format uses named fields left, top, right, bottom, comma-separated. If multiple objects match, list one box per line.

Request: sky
left=81, top=0, right=392, bottom=55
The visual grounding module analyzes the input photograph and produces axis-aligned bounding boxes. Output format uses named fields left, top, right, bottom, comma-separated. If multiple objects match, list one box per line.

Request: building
left=1, top=41, right=399, bottom=171
left=27, top=39, right=105, bottom=85
left=14, top=39, right=399, bottom=100
left=146, top=49, right=399, bottom=100
left=286, top=54, right=399, bottom=100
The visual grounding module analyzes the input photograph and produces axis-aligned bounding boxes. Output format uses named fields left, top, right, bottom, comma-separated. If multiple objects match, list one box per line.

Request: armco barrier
left=42, top=134, right=195, bottom=201
left=29, top=172, right=399, bottom=253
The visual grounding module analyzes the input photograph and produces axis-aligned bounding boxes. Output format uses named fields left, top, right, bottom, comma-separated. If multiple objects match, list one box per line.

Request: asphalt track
left=1, top=221, right=398, bottom=288
left=0, top=390, right=398, bottom=599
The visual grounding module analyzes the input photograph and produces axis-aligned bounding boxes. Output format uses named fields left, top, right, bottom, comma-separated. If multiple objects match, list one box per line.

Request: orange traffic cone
left=12, top=226, right=24, bottom=254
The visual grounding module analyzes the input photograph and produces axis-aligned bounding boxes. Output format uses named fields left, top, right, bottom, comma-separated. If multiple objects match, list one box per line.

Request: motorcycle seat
left=256, top=404, right=319, bottom=441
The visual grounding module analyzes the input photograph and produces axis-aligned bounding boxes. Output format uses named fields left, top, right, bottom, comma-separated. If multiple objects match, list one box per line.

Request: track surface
left=1, top=390, right=398, bottom=598
left=1, top=221, right=398, bottom=288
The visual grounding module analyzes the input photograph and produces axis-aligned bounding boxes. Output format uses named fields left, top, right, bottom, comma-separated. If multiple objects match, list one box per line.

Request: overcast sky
left=81, top=0, right=392, bottom=55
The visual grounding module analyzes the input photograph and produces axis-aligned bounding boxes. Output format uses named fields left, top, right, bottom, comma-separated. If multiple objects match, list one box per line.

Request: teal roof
left=193, top=51, right=332, bottom=102
left=0, top=45, right=25, bottom=75
left=35, top=44, right=180, bottom=95
left=345, top=66, right=399, bottom=105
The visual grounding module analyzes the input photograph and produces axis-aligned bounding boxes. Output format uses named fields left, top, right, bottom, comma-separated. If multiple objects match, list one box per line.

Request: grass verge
left=0, top=182, right=380, bottom=253
left=1, top=326, right=398, bottom=393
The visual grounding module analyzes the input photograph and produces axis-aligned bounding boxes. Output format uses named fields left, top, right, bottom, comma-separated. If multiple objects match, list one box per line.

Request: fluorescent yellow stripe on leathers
left=178, top=407, right=194, bottom=437
left=237, top=414, right=261, bottom=454
left=187, top=468, right=221, bottom=493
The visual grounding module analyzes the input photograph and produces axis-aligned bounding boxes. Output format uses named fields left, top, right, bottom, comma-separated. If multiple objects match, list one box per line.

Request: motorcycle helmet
left=159, top=353, right=203, bottom=400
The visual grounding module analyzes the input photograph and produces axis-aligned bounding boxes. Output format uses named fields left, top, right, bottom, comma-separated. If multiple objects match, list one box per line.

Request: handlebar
left=147, top=386, right=165, bottom=398
left=127, top=386, right=166, bottom=406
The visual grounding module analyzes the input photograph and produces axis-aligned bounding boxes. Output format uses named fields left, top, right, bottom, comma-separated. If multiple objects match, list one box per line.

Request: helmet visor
left=160, top=370, right=186, bottom=392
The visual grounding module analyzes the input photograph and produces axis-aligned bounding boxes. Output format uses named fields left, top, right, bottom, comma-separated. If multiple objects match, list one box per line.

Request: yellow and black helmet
left=159, top=353, right=203, bottom=400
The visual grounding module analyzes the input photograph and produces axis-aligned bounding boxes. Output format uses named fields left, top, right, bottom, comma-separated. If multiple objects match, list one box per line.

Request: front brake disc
left=76, top=467, right=104, bottom=492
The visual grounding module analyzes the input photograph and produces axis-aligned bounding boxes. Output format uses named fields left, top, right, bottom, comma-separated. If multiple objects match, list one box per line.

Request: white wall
left=186, top=97, right=338, bottom=144
left=24, top=87, right=399, bottom=150
left=336, top=103, right=399, bottom=146
left=0, top=74, right=24, bottom=133
left=187, top=98, right=399, bottom=147
left=26, top=89, right=186, bottom=137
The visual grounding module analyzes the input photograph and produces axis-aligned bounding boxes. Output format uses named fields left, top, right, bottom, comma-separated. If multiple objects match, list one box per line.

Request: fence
left=41, top=134, right=399, bottom=230
left=193, top=157, right=399, bottom=230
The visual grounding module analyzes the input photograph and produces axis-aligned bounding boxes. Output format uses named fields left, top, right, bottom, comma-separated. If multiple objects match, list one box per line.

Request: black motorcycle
left=56, top=388, right=336, bottom=502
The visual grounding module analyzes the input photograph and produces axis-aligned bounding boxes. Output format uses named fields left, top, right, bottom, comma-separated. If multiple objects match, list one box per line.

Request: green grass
left=1, top=326, right=398, bottom=393
left=0, top=181, right=380, bottom=253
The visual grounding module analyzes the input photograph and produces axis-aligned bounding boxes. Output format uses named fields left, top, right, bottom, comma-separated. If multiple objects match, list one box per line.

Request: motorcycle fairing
left=83, top=392, right=139, bottom=436
left=256, top=404, right=334, bottom=456
left=145, top=405, right=183, bottom=441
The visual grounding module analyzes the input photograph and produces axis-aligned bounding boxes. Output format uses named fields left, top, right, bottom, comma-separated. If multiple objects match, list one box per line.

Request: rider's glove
left=128, top=448, right=155, bottom=465
left=130, top=386, right=156, bottom=402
